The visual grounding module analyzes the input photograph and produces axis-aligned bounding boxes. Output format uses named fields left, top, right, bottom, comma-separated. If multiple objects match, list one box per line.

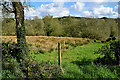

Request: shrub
left=2, top=41, right=19, bottom=57
left=94, top=40, right=120, bottom=65
left=2, top=41, right=62, bottom=79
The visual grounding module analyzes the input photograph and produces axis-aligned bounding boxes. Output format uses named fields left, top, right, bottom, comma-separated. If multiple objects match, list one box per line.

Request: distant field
left=2, top=36, right=90, bottom=52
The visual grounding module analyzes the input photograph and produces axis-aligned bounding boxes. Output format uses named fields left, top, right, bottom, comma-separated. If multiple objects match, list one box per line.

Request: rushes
left=2, top=36, right=90, bottom=53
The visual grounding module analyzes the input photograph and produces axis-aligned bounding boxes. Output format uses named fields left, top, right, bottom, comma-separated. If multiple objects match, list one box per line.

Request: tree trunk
left=12, top=2, right=28, bottom=60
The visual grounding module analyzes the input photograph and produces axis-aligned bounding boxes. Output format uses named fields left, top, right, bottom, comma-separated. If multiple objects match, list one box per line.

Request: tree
left=33, top=16, right=39, bottom=20
left=42, top=14, right=53, bottom=36
left=2, top=0, right=28, bottom=61
left=49, top=18, right=63, bottom=36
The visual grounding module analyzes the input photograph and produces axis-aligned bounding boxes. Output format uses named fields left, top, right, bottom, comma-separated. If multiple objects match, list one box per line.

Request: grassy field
left=30, top=41, right=119, bottom=78
left=2, top=36, right=120, bottom=78
left=32, top=42, right=105, bottom=64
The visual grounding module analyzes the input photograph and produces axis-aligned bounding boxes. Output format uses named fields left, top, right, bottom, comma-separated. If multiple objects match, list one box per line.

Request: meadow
left=30, top=41, right=120, bottom=78
left=1, top=5, right=119, bottom=79
left=2, top=36, right=120, bottom=79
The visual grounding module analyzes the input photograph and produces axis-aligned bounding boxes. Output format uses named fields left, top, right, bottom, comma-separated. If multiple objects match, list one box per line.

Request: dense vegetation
left=2, top=16, right=118, bottom=41
left=2, top=40, right=120, bottom=79
left=2, top=41, right=62, bottom=78
left=1, top=15, right=120, bottom=79
left=1, top=0, right=119, bottom=79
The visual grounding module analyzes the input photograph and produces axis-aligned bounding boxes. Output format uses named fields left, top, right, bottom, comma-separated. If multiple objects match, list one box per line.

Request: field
left=31, top=42, right=120, bottom=78
left=2, top=36, right=90, bottom=52
left=2, top=36, right=120, bottom=79
left=1, top=2, right=119, bottom=79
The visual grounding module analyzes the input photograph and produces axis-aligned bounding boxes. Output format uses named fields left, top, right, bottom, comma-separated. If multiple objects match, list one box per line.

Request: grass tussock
left=2, top=36, right=90, bottom=52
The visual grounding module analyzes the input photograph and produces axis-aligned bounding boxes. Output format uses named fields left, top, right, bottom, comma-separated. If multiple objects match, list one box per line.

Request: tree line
left=2, top=15, right=118, bottom=41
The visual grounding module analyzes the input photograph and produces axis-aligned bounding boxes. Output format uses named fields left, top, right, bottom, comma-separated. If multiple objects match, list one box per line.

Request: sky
left=24, top=1, right=119, bottom=19
left=0, top=0, right=119, bottom=19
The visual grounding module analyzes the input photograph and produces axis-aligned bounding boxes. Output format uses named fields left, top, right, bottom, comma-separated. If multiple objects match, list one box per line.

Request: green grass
left=31, top=42, right=105, bottom=63
left=30, top=41, right=120, bottom=78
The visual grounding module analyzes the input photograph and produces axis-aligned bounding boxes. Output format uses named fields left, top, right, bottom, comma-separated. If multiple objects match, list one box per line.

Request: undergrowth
left=2, top=40, right=120, bottom=79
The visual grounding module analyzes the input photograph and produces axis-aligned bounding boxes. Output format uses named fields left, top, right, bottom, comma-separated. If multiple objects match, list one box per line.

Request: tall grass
left=30, top=41, right=120, bottom=78
left=2, top=36, right=90, bottom=52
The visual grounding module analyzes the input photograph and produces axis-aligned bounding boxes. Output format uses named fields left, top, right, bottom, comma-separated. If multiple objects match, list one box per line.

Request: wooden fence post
left=58, top=42, right=64, bottom=73
left=58, top=42, right=61, bottom=68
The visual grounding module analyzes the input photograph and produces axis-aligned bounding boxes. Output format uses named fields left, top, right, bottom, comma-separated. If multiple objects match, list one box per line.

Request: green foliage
left=2, top=43, right=24, bottom=78
left=25, top=19, right=45, bottom=36
left=61, top=17, right=82, bottom=37
left=2, top=41, right=19, bottom=59
left=2, top=18, right=16, bottom=36
left=60, top=63, right=118, bottom=78
left=49, top=19, right=63, bottom=36
left=2, top=17, right=118, bottom=40
left=94, top=40, right=120, bottom=65
left=80, top=19, right=110, bottom=40
left=42, top=15, right=53, bottom=36
left=2, top=41, right=120, bottom=79
left=2, top=41, right=62, bottom=79
left=32, top=42, right=119, bottom=79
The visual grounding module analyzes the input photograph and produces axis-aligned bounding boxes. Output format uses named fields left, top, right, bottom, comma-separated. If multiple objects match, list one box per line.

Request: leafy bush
left=94, top=40, right=120, bottom=65
left=2, top=43, right=24, bottom=78
left=2, top=41, right=19, bottom=59
left=2, top=41, right=62, bottom=79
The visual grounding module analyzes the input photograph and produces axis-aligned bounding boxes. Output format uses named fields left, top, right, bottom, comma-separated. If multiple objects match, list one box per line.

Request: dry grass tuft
left=2, top=36, right=90, bottom=52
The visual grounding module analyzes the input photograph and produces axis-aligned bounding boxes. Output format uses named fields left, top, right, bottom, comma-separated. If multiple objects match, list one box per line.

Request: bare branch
left=2, top=3, right=15, bottom=13
left=23, top=0, right=30, bottom=8
left=23, top=0, right=26, bottom=6
left=23, top=5, right=27, bottom=8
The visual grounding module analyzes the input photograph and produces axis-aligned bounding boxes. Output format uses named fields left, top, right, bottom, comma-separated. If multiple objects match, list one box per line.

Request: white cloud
left=21, top=0, right=120, bottom=2
left=92, top=0, right=109, bottom=3
left=93, top=5, right=113, bottom=16
left=24, top=2, right=118, bottom=19
left=71, top=2, right=85, bottom=12
left=82, top=11, right=93, bottom=17
left=24, top=2, right=69, bottom=19
left=114, top=5, right=119, bottom=14
left=53, top=0, right=65, bottom=7
left=70, top=14, right=81, bottom=17
left=111, top=12, right=118, bottom=18
left=81, top=5, right=118, bottom=18
left=24, top=7, right=38, bottom=18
